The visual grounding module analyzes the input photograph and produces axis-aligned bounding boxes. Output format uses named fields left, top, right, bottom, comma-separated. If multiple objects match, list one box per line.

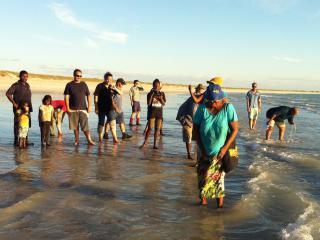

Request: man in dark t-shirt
left=64, top=69, right=95, bottom=146
left=266, top=106, right=300, bottom=141
left=94, top=72, right=115, bottom=143
left=6, top=70, right=33, bottom=145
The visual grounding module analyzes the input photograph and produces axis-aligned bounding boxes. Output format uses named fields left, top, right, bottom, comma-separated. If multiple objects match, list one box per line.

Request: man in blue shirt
left=246, top=82, right=262, bottom=130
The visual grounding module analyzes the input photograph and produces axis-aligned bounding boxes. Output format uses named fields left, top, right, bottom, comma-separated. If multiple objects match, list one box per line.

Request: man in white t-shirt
left=246, top=82, right=262, bottom=130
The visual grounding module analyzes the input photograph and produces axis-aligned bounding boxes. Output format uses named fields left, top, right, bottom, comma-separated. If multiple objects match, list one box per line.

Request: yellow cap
left=207, top=76, right=223, bottom=86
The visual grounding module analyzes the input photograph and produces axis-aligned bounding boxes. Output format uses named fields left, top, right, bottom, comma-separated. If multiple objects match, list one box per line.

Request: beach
left=0, top=84, right=319, bottom=239
left=1, top=70, right=319, bottom=95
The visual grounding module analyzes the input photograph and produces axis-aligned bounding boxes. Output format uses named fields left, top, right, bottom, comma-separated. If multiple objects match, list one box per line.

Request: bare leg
left=19, top=138, right=23, bottom=148
left=266, top=127, right=273, bottom=140
left=279, top=125, right=286, bottom=141
left=201, top=197, right=207, bottom=205
left=23, top=138, right=27, bottom=148
left=143, top=123, right=149, bottom=135
left=136, top=112, right=141, bottom=125
left=216, top=197, right=224, bottom=208
left=120, top=122, right=126, bottom=134
left=140, top=122, right=151, bottom=148
left=74, top=128, right=79, bottom=146
left=98, top=125, right=104, bottom=143
left=252, top=119, right=257, bottom=130
left=186, top=142, right=193, bottom=159
left=84, top=131, right=95, bottom=145
left=109, top=120, right=119, bottom=143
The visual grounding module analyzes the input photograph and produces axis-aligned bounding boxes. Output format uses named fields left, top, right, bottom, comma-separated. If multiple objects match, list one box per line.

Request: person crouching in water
left=18, top=102, right=30, bottom=148
left=141, top=79, right=166, bottom=149
left=193, top=86, right=238, bottom=207
left=266, top=106, right=300, bottom=141
left=176, top=84, right=205, bottom=159
left=39, top=95, right=54, bottom=146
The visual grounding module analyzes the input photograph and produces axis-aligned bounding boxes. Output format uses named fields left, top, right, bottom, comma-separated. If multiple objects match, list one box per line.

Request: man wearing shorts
left=64, top=69, right=95, bottom=146
left=246, top=82, right=262, bottom=130
left=94, top=72, right=116, bottom=143
left=266, top=106, right=300, bottom=141
left=129, top=80, right=144, bottom=126
left=141, top=79, right=166, bottom=149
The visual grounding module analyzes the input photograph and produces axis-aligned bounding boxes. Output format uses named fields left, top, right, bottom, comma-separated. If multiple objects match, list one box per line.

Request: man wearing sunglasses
left=64, top=69, right=95, bottom=146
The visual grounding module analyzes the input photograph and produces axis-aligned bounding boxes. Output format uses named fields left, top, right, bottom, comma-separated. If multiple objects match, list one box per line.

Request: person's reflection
left=12, top=148, right=33, bottom=181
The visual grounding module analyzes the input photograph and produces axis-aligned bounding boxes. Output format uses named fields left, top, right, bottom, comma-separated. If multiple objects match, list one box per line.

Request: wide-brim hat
left=207, top=76, right=223, bottom=86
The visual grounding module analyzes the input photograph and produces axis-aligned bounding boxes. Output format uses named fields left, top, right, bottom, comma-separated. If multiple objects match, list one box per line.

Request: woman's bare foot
left=201, top=197, right=207, bottom=205
left=113, top=139, right=120, bottom=144
left=74, top=142, right=79, bottom=146
left=217, top=197, right=223, bottom=208
left=88, top=140, right=96, bottom=145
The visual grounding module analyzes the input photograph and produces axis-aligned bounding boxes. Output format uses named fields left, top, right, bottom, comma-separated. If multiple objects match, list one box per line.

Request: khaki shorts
left=68, top=111, right=89, bottom=132
left=267, top=119, right=285, bottom=128
left=182, top=125, right=192, bottom=143
left=249, top=108, right=259, bottom=120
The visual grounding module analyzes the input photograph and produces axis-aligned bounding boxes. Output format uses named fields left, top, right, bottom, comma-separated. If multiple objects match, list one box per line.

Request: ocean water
left=0, top=91, right=319, bottom=240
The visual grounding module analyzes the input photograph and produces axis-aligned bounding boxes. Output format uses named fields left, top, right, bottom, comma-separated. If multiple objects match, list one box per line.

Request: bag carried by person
left=221, top=103, right=239, bottom=173
left=221, top=136, right=239, bottom=173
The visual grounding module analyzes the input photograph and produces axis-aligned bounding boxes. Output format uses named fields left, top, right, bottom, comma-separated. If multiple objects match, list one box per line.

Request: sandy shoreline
left=1, top=70, right=319, bottom=95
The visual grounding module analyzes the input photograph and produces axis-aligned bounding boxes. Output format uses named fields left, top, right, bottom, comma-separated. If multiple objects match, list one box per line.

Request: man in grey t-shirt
left=246, top=82, right=262, bottom=130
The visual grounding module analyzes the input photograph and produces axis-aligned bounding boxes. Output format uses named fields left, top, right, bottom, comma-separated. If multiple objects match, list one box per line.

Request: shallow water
left=0, top=91, right=319, bottom=239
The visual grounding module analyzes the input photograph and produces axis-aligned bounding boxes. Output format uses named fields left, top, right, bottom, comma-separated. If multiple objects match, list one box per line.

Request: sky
left=0, top=0, right=320, bottom=90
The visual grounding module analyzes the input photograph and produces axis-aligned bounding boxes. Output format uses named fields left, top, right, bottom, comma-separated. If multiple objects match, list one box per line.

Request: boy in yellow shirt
left=18, top=102, right=30, bottom=148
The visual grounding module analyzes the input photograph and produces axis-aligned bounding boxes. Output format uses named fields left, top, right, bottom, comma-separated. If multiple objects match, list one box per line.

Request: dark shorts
left=98, top=111, right=117, bottom=126
left=150, top=107, right=163, bottom=120
left=68, top=111, right=89, bottom=132
left=105, top=110, right=125, bottom=124
left=132, top=101, right=141, bottom=113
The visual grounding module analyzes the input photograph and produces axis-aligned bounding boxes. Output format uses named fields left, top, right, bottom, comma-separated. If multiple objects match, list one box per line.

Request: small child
left=18, top=102, right=30, bottom=148
left=39, top=95, right=54, bottom=146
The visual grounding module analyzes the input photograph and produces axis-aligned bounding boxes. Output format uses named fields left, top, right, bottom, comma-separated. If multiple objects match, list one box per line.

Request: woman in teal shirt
left=193, top=85, right=238, bottom=207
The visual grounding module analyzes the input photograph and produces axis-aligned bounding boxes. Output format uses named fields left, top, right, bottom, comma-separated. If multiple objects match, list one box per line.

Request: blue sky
left=0, top=0, right=319, bottom=90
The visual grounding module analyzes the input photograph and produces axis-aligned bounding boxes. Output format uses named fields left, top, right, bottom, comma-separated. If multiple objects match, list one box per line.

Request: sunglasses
left=75, top=74, right=82, bottom=78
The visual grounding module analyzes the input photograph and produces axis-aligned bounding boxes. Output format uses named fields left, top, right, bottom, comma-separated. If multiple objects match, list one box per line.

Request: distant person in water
left=39, top=95, right=54, bottom=147
left=176, top=84, right=205, bottom=159
left=64, top=69, right=95, bottom=146
left=194, top=85, right=238, bottom=207
left=129, top=80, right=144, bottom=126
left=266, top=106, right=300, bottom=141
left=141, top=79, right=166, bottom=149
left=246, top=82, right=262, bottom=130
left=6, top=70, right=33, bottom=146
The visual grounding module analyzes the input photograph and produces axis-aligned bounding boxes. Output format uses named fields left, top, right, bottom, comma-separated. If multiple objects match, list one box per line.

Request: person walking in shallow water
left=64, top=69, right=95, bottom=146
left=193, top=85, right=238, bottom=207
left=246, top=82, right=262, bottom=130
left=141, top=79, right=166, bottom=149
left=6, top=70, right=33, bottom=146
left=265, top=106, right=299, bottom=141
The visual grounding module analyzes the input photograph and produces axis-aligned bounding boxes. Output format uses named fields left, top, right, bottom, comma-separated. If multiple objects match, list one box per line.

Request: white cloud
left=253, top=0, right=300, bottom=14
left=49, top=2, right=128, bottom=44
left=272, top=55, right=302, bottom=63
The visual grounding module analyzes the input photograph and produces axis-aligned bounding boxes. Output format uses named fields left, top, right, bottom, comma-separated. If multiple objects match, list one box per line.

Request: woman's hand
left=217, top=146, right=228, bottom=161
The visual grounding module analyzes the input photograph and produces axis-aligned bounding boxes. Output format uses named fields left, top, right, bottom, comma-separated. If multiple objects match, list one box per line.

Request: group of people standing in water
left=5, top=69, right=300, bottom=208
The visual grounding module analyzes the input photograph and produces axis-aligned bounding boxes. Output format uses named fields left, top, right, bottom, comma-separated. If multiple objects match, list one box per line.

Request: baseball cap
left=207, top=76, right=223, bottom=86
left=204, top=84, right=227, bottom=101
left=116, top=78, right=126, bottom=85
